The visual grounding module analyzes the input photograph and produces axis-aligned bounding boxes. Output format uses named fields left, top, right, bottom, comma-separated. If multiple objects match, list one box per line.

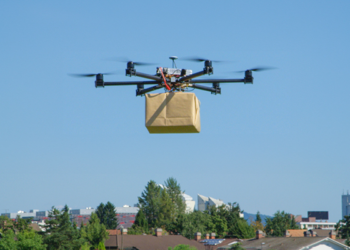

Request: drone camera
left=95, top=74, right=104, bottom=88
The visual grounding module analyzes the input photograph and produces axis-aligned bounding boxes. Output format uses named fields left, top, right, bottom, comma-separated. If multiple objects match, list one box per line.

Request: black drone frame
left=94, top=60, right=254, bottom=96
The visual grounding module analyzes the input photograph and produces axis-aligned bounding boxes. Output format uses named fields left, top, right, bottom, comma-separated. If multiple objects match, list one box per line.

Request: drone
left=71, top=56, right=272, bottom=96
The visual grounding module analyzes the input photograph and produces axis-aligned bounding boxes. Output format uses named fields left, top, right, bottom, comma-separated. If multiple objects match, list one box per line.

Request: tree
left=250, top=211, right=264, bottom=232
left=0, top=229, right=17, bottom=250
left=82, top=212, right=109, bottom=249
left=168, top=244, right=197, bottom=250
left=42, top=205, right=85, bottom=250
left=265, top=211, right=298, bottom=237
left=132, top=208, right=148, bottom=233
left=96, top=202, right=118, bottom=230
left=138, top=180, right=162, bottom=227
left=337, top=215, right=350, bottom=245
left=229, top=242, right=245, bottom=250
left=164, top=177, right=186, bottom=217
left=16, top=229, right=46, bottom=250
left=256, top=211, right=262, bottom=223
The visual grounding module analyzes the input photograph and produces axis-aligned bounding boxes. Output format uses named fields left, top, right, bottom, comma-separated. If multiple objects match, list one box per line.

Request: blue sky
left=1, top=1, right=349, bottom=222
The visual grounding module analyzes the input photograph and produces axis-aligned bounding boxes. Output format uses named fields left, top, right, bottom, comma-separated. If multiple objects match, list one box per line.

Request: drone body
left=90, top=56, right=260, bottom=96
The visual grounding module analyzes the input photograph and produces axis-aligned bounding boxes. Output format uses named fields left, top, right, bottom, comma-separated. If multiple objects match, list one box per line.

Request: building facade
left=342, top=193, right=350, bottom=219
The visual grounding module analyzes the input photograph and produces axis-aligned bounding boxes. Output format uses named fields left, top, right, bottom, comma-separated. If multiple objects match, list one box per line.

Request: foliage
left=131, top=209, right=148, bottom=234
left=164, top=177, right=186, bottom=218
left=81, top=212, right=109, bottom=249
left=16, top=229, right=46, bottom=250
left=0, top=229, right=17, bottom=250
left=97, top=241, right=106, bottom=250
left=0, top=216, right=14, bottom=233
left=168, top=244, right=197, bottom=250
left=229, top=242, right=245, bottom=250
left=249, top=211, right=264, bottom=232
left=0, top=220, right=46, bottom=250
left=96, top=202, right=118, bottom=229
left=265, top=211, right=299, bottom=237
left=337, top=215, right=350, bottom=245
left=138, top=180, right=162, bottom=228
left=42, top=205, right=85, bottom=250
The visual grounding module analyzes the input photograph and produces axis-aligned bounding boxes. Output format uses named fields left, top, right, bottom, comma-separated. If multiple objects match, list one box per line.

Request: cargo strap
left=158, top=67, right=171, bottom=91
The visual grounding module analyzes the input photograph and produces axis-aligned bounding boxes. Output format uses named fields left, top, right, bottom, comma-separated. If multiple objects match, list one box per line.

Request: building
left=342, top=192, right=350, bottom=219
left=216, top=230, right=349, bottom=250
left=1, top=209, right=38, bottom=219
left=181, top=193, right=195, bottom=213
left=198, top=194, right=225, bottom=212
left=115, top=205, right=139, bottom=229
left=69, top=207, right=95, bottom=227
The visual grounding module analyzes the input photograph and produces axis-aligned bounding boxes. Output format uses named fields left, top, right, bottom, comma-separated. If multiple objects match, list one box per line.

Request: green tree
left=97, top=241, right=106, bottom=250
left=265, top=211, right=298, bottom=237
left=0, top=215, right=14, bottom=233
left=250, top=211, right=264, bottom=232
left=337, top=215, right=350, bottom=245
left=138, top=180, right=162, bottom=227
left=16, top=229, right=46, bottom=250
left=168, top=244, right=197, bottom=250
left=0, top=229, right=17, bottom=250
left=164, top=177, right=186, bottom=218
left=96, top=202, right=118, bottom=230
left=229, top=242, right=245, bottom=250
left=82, top=212, right=109, bottom=249
left=132, top=208, right=148, bottom=233
left=256, top=211, right=262, bottom=223
left=42, top=205, right=85, bottom=250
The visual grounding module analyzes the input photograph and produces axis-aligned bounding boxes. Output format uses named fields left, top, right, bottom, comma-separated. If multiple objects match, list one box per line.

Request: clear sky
left=1, top=1, right=349, bottom=222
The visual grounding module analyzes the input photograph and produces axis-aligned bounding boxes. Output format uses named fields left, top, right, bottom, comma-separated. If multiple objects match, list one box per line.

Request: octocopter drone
left=70, top=56, right=273, bottom=96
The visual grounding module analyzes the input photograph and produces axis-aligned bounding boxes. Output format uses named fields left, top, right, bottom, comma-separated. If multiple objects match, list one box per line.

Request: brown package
left=145, top=92, right=201, bottom=133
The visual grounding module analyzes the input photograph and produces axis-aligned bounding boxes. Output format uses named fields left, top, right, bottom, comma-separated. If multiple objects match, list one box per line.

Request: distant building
left=197, top=194, right=225, bottom=212
left=115, top=205, right=139, bottom=229
left=181, top=193, right=195, bottom=213
left=342, top=192, right=350, bottom=219
left=69, top=207, right=95, bottom=227
left=1, top=209, right=38, bottom=219
left=197, top=194, right=243, bottom=218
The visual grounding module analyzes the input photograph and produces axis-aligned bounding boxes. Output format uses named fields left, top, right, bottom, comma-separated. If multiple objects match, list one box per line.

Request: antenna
left=169, top=56, right=178, bottom=68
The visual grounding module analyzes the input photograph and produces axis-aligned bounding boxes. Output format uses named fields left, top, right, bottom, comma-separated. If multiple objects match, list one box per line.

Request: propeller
left=68, top=72, right=115, bottom=78
left=106, top=57, right=157, bottom=66
left=180, top=56, right=228, bottom=63
left=234, top=67, right=276, bottom=73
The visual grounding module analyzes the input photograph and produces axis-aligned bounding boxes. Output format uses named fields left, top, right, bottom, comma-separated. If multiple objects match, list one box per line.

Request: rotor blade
left=106, top=57, right=157, bottom=66
left=181, top=56, right=228, bottom=63
left=68, top=72, right=116, bottom=78
left=233, top=67, right=276, bottom=73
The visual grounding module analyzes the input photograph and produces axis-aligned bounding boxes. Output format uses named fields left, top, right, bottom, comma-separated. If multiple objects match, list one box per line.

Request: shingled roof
left=232, top=237, right=349, bottom=250
left=105, top=235, right=205, bottom=250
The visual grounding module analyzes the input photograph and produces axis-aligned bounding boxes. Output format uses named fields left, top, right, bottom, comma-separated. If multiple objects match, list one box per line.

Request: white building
left=197, top=194, right=244, bottom=218
left=181, top=193, right=195, bottom=213
left=297, top=222, right=344, bottom=230
left=198, top=194, right=225, bottom=212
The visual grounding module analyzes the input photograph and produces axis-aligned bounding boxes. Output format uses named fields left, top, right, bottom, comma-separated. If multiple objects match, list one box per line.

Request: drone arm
left=134, top=71, right=163, bottom=81
left=100, top=80, right=161, bottom=86
left=189, top=78, right=245, bottom=84
left=178, top=70, right=207, bottom=82
left=136, top=85, right=163, bottom=96
left=191, top=84, right=221, bottom=94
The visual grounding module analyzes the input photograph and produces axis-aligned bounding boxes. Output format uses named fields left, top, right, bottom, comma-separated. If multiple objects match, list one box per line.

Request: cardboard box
left=145, top=92, right=201, bottom=133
